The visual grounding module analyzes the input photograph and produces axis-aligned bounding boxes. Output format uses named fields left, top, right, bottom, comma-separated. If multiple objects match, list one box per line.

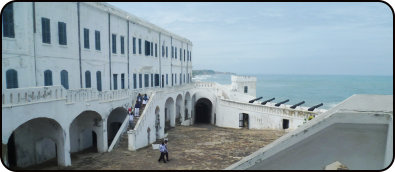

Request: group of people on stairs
left=128, top=93, right=149, bottom=129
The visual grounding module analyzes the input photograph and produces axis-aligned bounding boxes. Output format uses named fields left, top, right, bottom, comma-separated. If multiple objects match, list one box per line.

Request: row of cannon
left=248, top=97, right=323, bottom=111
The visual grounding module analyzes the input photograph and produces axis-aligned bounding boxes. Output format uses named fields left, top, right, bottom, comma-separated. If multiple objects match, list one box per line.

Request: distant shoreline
left=192, top=69, right=236, bottom=76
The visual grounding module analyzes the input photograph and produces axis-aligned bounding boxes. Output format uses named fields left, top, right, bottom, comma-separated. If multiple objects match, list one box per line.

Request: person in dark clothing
left=158, top=141, right=167, bottom=163
left=134, top=100, right=141, bottom=117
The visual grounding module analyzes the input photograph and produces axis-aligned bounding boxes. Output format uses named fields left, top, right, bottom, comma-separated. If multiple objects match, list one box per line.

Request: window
left=162, top=45, right=164, bottom=57
left=2, top=3, right=14, bottom=38
left=96, top=71, right=102, bottom=91
left=150, top=42, right=153, bottom=56
left=187, top=74, right=189, bottom=83
left=58, top=22, right=67, bottom=45
left=166, top=46, right=168, bottom=57
left=166, top=74, right=168, bottom=85
left=184, top=74, right=185, bottom=83
left=244, top=86, right=248, bottom=93
left=175, top=74, right=177, bottom=85
left=42, top=18, right=51, bottom=43
left=180, top=49, right=182, bottom=60
left=85, top=71, right=91, bottom=88
left=155, top=74, right=160, bottom=86
left=171, top=46, right=174, bottom=58
left=151, top=74, right=153, bottom=87
left=132, top=37, right=136, bottom=54
left=112, top=34, right=116, bottom=53
left=155, top=43, right=157, bottom=57
left=113, top=74, right=118, bottom=90
left=44, top=70, right=53, bottom=86
left=6, top=69, right=18, bottom=89
left=171, top=74, right=174, bottom=86
left=139, top=74, right=142, bottom=88
left=84, top=28, right=89, bottom=48
left=121, top=73, right=125, bottom=89
left=190, top=51, right=192, bottom=61
left=60, top=70, right=69, bottom=89
left=162, top=75, right=164, bottom=88
left=121, top=36, right=125, bottom=54
left=184, top=50, right=186, bottom=61
left=95, top=30, right=100, bottom=50
left=144, top=74, right=149, bottom=87
left=145, top=40, right=150, bottom=56
left=133, top=74, right=137, bottom=89
left=138, top=38, right=142, bottom=54
left=180, top=74, right=182, bottom=85
left=187, top=50, right=189, bottom=61
left=175, top=47, right=177, bottom=59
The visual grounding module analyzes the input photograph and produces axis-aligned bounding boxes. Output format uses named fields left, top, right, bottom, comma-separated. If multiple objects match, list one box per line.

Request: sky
left=108, top=2, right=393, bottom=76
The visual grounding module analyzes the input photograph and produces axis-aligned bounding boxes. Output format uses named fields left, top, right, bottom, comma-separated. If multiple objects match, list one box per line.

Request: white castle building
left=2, top=2, right=392, bottom=170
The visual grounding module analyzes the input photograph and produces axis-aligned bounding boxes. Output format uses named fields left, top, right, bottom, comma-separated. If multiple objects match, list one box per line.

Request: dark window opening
left=132, top=37, right=136, bottom=54
left=6, top=69, right=18, bottom=89
left=133, top=74, right=137, bottom=89
left=42, top=18, right=51, bottom=43
left=84, top=28, right=89, bottom=49
left=85, top=71, right=91, bottom=88
left=139, top=74, right=142, bottom=88
left=121, top=73, right=125, bottom=89
left=2, top=3, right=15, bottom=38
left=244, top=86, right=248, bottom=93
left=151, top=74, right=154, bottom=87
left=112, top=34, right=116, bottom=53
left=144, top=74, right=149, bottom=87
left=96, top=71, right=102, bottom=91
left=138, top=38, right=142, bottom=54
left=155, top=74, right=159, bottom=86
left=113, top=74, right=118, bottom=90
left=121, top=36, right=124, bottom=54
left=58, top=22, right=67, bottom=45
left=95, top=30, right=100, bottom=50
left=60, top=70, right=69, bottom=89
left=44, top=70, right=53, bottom=86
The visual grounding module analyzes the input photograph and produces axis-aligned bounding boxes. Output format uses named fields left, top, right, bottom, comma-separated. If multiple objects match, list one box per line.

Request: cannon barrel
left=308, top=103, right=323, bottom=111
left=290, top=101, right=305, bottom=109
left=261, top=98, right=275, bottom=105
left=249, top=97, right=263, bottom=103
left=275, top=99, right=289, bottom=107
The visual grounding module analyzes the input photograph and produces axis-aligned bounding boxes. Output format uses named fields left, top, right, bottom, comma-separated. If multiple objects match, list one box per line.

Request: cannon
left=261, top=98, right=275, bottom=105
left=275, top=99, right=289, bottom=107
left=290, top=101, right=305, bottom=109
left=308, top=103, right=323, bottom=111
left=249, top=97, right=263, bottom=103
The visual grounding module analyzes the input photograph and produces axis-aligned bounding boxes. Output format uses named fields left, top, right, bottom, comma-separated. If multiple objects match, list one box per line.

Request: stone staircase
left=129, top=103, right=146, bottom=130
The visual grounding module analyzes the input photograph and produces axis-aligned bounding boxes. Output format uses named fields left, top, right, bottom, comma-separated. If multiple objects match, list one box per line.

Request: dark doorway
left=108, top=122, right=122, bottom=145
left=283, top=119, right=289, bottom=129
left=92, top=131, right=97, bottom=152
left=164, top=108, right=170, bottom=133
left=239, top=113, right=249, bottom=129
left=194, top=98, right=212, bottom=124
left=7, top=133, right=16, bottom=168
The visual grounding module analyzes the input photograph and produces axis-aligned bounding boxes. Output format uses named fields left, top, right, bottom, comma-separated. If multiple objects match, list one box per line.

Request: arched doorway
left=164, top=97, right=175, bottom=133
left=175, top=94, right=183, bottom=125
left=155, top=106, right=160, bottom=138
left=6, top=118, right=65, bottom=168
left=69, top=111, right=103, bottom=154
left=194, top=98, right=213, bottom=124
left=107, top=107, right=127, bottom=146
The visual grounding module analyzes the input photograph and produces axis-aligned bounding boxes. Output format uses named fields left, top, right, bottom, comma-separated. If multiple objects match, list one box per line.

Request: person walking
left=134, top=100, right=141, bottom=117
left=158, top=141, right=167, bottom=163
left=137, top=93, right=142, bottom=104
left=142, top=94, right=149, bottom=109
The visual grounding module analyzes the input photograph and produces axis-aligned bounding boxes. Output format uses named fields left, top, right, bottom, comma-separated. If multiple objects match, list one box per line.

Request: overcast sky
left=108, top=2, right=393, bottom=76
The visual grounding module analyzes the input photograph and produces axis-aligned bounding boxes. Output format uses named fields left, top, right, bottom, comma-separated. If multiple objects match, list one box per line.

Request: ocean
left=193, top=74, right=393, bottom=110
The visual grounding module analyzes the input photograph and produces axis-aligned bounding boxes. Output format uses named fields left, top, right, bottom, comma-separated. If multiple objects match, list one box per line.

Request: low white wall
left=216, top=99, right=315, bottom=130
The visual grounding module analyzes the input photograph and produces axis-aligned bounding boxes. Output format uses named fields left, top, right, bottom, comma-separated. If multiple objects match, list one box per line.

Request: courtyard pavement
left=29, top=124, right=286, bottom=170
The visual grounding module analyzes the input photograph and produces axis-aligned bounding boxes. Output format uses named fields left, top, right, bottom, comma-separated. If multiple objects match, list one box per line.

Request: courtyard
left=27, top=124, right=286, bottom=170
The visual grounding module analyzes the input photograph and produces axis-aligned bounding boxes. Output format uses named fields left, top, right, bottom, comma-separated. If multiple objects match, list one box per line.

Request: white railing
left=219, top=98, right=318, bottom=118
left=108, top=113, right=130, bottom=152
left=2, top=86, right=66, bottom=106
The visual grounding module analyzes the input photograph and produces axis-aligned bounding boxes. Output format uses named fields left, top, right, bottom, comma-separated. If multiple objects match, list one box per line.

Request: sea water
left=193, top=74, right=393, bottom=109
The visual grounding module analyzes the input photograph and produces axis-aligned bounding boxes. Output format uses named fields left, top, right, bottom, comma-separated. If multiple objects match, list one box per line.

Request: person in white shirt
left=158, top=141, right=167, bottom=163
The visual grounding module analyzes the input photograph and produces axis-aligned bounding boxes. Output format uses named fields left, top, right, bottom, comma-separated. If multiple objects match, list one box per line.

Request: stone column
left=57, top=128, right=71, bottom=166
left=101, top=119, right=108, bottom=152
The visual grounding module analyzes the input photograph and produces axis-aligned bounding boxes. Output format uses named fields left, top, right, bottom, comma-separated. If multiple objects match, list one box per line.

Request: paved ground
left=29, top=124, right=286, bottom=170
